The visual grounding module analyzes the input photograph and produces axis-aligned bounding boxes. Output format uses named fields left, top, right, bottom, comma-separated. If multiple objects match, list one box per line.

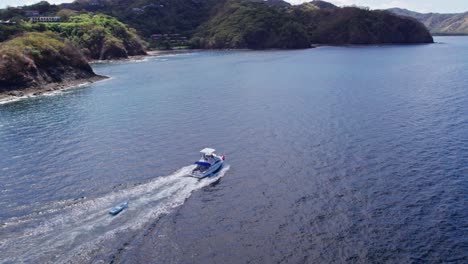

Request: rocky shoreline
left=0, top=51, right=193, bottom=105
left=0, top=75, right=108, bottom=104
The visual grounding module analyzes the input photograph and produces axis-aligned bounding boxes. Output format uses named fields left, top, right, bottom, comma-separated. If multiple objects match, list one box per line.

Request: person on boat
left=207, top=155, right=214, bottom=164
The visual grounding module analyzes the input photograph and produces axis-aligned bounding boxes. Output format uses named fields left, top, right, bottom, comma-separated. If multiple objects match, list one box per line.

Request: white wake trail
left=0, top=165, right=229, bottom=263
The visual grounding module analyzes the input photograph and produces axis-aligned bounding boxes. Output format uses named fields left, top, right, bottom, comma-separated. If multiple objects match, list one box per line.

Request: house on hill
left=30, top=17, right=61, bottom=23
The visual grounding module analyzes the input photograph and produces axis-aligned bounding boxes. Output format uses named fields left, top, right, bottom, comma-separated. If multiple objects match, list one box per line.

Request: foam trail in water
left=0, top=165, right=229, bottom=263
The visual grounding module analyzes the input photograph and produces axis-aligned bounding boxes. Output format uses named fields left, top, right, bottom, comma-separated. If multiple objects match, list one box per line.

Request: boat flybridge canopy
left=200, top=148, right=216, bottom=155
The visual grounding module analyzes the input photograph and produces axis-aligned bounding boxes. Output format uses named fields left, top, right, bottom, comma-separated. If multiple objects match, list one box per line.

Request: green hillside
left=193, top=0, right=433, bottom=48
left=0, top=0, right=434, bottom=51
left=295, top=6, right=434, bottom=44
left=45, top=14, right=147, bottom=60
left=0, top=32, right=95, bottom=91
left=192, top=0, right=309, bottom=49
left=0, top=12, right=147, bottom=60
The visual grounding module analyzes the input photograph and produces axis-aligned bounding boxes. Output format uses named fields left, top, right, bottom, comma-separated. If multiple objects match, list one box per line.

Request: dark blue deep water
left=0, top=37, right=467, bottom=263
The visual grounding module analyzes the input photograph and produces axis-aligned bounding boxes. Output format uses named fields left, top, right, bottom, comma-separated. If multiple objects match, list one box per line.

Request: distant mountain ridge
left=388, top=8, right=468, bottom=35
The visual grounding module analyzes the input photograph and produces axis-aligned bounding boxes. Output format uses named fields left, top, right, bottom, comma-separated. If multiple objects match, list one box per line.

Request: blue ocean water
left=0, top=37, right=467, bottom=263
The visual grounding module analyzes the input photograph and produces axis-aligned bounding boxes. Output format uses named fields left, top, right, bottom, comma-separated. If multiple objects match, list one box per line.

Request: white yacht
left=190, top=148, right=225, bottom=178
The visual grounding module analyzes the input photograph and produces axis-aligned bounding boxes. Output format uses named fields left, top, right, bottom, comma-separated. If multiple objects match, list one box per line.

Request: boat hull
left=109, top=202, right=128, bottom=215
left=189, top=161, right=223, bottom=179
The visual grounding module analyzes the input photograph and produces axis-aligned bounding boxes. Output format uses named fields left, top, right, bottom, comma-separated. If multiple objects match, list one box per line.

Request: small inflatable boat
left=109, top=201, right=128, bottom=215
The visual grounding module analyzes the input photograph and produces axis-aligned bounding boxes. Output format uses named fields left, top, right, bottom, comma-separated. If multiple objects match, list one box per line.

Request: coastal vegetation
left=42, top=0, right=218, bottom=38
left=0, top=14, right=146, bottom=60
left=294, top=5, right=434, bottom=44
left=44, top=14, right=147, bottom=60
left=0, top=0, right=434, bottom=49
left=0, top=4, right=146, bottom=95
left=0, top=32, right=96, bottom=91
left=191, top=0, right=433, bottom=48
left=191, top=0, right=310, bottom=49
left=0, top=24, right=27, bottom=42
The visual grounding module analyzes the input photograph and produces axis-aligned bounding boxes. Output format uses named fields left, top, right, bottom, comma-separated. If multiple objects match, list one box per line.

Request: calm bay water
left=0, top=37, right=467, bottom=263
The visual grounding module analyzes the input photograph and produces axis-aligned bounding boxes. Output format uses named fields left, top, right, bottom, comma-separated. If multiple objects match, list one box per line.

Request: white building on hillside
left=30, top=17, right=60, bottom=23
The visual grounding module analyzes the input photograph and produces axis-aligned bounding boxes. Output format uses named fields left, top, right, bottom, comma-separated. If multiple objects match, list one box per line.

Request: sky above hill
left=1, top=0, right=467, bottom=13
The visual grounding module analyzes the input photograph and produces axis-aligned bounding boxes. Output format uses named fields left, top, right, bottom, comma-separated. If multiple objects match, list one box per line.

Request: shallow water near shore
left=1, top=37, right=467, bottom=263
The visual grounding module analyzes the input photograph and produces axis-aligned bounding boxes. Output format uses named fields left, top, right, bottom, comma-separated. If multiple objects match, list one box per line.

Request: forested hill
left=61, top=0, right=434, bottom=46
left=0, top=32, right=97, bottom=91
left=193, top=0, right=433, bottom=49
left=1, top=0, right=433, bottom=49
left=0, top=10, right=146, bottom=90
left=388, top=8, right=468, bottom=35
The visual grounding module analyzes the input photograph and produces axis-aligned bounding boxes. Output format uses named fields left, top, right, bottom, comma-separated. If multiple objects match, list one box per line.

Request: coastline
left=0, top=75, right=108, bottom=105
left=0, top=50, right=199, bottom=105
left=1, top=41, right=439, bottom=105
left=85, top=50, right=199, bottom=74
left=1, top=40, right=442, bottom=105
left=90, top=54, right=151, bottom=64
left=90, top=50, right=200, bottom=64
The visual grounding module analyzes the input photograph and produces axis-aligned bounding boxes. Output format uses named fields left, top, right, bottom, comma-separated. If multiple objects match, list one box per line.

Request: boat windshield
left=195, top=161, right=211, bottom=167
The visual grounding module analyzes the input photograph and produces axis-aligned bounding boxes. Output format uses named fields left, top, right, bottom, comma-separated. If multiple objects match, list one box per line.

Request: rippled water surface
left=1, top=37, right=467, bottom=263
